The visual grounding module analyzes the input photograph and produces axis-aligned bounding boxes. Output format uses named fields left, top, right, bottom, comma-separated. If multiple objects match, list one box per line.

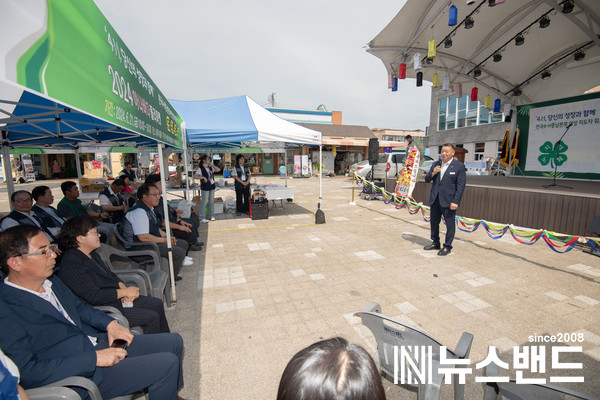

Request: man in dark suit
left=0, top=225, right=186, bottom=399
left=424, top=143, right=466, bottom=256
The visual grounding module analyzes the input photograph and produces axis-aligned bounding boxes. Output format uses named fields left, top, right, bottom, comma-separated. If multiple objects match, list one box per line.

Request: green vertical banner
left=4, top=0, right=183, bottom=148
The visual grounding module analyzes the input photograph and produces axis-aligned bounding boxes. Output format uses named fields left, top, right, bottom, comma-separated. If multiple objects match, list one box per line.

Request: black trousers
left=236, top=186, right=250, bottom=213
left=429, top=196, right=457, bottom=249
left=97, top=333, right=183, bottom=399
left=121, top=295, right=170, bottom=334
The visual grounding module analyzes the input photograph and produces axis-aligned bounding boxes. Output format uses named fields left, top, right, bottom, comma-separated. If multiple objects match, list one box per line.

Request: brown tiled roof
left=299, top=123, right=376, bottom=139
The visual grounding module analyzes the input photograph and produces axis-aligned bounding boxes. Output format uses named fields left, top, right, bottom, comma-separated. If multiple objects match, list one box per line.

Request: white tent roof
left=367, top=0, right=600, bottom=105
left=171, top=95, right=322, bottom=147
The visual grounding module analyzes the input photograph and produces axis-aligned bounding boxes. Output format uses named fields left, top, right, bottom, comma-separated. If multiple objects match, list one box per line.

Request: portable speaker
left=368, top=138, right=379, bottom=165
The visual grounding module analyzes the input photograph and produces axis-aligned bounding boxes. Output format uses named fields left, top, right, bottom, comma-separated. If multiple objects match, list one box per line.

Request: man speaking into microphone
left=424, top=143, right=466, bottom=256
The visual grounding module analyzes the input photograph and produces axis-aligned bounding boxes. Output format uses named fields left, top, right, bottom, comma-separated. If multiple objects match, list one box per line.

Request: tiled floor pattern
left=165, top=176, right=600, bottom=399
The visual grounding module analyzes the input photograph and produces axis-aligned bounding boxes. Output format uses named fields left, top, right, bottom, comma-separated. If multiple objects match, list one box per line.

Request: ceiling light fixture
left=574, top=50, right=585, bottom=61
left=426, top=57, right=434, bottom=64
left=464, top=16, right=474, bottom=29
left=488, top=0, right=496, bottom=6
left=444, top=37, right=453, bottom=48
left=561, top=0, right=574, bottom=14
left=541, top=70, right=551, bottom=80
left=515, top=34, right=525, bottom=46
left=493, top=52, right=502, bottom=62
left=466, top=0, right=475, bottom=4
left=513, top=88, right=522, bottom=96
left=473, top=69, right=482, bottom=78
left=539, top=16, right=550, bottom=29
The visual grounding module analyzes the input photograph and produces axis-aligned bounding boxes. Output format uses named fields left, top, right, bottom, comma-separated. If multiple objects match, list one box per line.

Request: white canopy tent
left=171, top=96, right=326, bottom=218
left=367, top=0, right=600, bottom=105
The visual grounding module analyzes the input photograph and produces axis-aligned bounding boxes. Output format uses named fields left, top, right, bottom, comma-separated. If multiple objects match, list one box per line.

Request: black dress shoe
left=188, top=243, right=203, bottom=251
left=437, top=247, right=451, bottom=256
left=423, top=243, right=441, bottom=251
left=195, top=241, right=205, bottom=246
left=175, top=276, right=183, bottom=281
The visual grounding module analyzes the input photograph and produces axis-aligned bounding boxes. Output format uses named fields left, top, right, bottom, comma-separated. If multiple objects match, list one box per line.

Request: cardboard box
left=250, top=201, right=268, bottom=220
left=251, top=166, right=260, bottom=174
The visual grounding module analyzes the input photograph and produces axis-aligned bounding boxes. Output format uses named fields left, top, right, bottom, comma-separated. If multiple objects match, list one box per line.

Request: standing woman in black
left=231, top=154, right=251, bottom=216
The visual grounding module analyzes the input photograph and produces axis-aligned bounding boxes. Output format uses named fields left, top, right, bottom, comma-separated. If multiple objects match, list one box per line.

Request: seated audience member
left=57, top=215, right=170, bottom=334
left=122, top=184, right=189, bottom=280
left=119, top=174, right=136, bottom=207
left=98, top=179, right=127, bottom=223
left=0, top=225, right=185, bottom=399
left=0, top=190, right=56, bottom=242
left=119, top=175, right=134, bottom=193
left=56, top=181, right=113, bottom=241
left=277, top=337, right=386, bottom=400
left=31, top=185, right=65, bottom=239
left=145, top=174, right=202, bottom=251
left=0, top=348, right=30, bottom=400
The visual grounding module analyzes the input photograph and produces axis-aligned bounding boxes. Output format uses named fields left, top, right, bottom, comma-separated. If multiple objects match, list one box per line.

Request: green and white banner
left=517, top=92, right=600, bottom=179
left=1, top=0, right=183, bottom=148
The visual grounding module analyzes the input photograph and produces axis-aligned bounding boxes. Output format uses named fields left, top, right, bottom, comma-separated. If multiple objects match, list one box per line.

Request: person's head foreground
left=277, top=337, right=386, bottom=400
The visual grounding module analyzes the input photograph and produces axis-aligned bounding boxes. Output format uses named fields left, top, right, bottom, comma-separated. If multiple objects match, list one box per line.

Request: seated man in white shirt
left=122, top=184, right=189, bottom=281
left=31, top=186, right=66, bottom=240
left=98, top=179, right=127, bottom=224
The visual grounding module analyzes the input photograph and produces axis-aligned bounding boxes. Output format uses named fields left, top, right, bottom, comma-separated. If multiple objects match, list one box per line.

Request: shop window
left=474, top=142, right=485, bottom=161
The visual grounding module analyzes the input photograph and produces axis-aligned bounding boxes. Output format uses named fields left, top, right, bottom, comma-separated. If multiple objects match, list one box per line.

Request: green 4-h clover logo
left=538, top=140, right=568, bottom=168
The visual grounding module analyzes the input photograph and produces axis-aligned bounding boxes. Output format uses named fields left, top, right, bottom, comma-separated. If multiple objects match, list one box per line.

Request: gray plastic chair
left=354, top=302, right=473, bottom=400
left=483, top=347, right=599, bottom=400
left=96, top=243, right=171, bottom=307
left=94, top=305, right=143, bottom=336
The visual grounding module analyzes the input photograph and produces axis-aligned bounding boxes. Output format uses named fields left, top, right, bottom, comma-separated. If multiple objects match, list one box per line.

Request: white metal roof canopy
left=367, top=0, right=600, bottom=105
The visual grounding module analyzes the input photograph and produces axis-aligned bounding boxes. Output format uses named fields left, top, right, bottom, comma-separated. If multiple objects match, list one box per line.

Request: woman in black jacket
left=56, top=215, right=170, bottom=334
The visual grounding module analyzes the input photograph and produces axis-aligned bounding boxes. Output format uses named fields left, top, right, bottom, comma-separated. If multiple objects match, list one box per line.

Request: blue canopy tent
left=171, top=95, right=326, bottom=219
left=1, top=0, right=186, bottom=302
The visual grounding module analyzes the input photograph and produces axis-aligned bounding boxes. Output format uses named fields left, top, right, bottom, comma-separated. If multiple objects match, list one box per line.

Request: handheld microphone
left=567, top=122, right=573, bottom=128
left=438, top=155, right=442, bottom=165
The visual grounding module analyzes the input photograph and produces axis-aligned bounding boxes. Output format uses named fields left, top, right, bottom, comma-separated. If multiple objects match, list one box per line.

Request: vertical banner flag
left=395, top=147, right=421, bottom=199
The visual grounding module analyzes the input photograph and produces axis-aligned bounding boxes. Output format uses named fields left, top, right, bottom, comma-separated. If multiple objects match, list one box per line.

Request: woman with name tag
left=194, top=154, right=221, bottom=223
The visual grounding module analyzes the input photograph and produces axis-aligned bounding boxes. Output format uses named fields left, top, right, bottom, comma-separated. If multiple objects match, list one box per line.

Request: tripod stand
left=543, top=123, right=573, bottom=189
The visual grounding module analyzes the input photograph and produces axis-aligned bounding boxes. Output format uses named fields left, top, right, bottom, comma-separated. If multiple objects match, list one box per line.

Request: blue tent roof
left=171, top=95, right=322, bottom=148
left=0, top=90, right=159, bottom=149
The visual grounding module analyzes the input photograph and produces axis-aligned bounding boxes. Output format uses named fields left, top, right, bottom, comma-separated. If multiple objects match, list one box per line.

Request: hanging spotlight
left=513, top=88, right=522, bottom=96
left=539, top=16, right=550, bottom=29
left=473, top=69, right=482, bottom=78
left=561, top=0, right=574, bottom=14
left=515, top=34, right=525, bottom=46
left=464, top=16, right=474, bottom=29
left=493, top=52, right=502, bottom=62
left=426, top=57, right=434, bottom=64
left=488, top=0, right=496, bottom=6
left=444, top=37, right=453, bottom=48
left=541, top=70, right=551, bottom=80
left=466, top=0, right=475, bottom=4
left=574, top=51, right=585, bottom=61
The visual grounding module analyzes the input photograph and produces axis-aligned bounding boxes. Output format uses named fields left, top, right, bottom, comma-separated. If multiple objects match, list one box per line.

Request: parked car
left=349, top=160, right=371, bottom=179
left=371, top=152, right=434, bottom=181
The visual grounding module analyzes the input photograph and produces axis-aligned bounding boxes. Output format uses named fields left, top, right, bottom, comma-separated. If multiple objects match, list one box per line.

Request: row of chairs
left=355, top=302, right=598, bottom=400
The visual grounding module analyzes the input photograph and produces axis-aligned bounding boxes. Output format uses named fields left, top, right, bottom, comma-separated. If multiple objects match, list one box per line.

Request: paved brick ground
left=3, top=176, right=599, bottom=399
left=166, top=175, right=600, bottom=399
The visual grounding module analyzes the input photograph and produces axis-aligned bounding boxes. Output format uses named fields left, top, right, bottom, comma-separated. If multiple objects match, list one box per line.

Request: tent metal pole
left=319, top=145, right=322, bottom=206
left=2, top=145, right=15, bottom=202
left=284, top=149, right=288, bottom=187
left=74, top=148, right=82, bottom=192
left=158, top=143, right=177, bottom=303
left=182, top=124, right=190, bottom=200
